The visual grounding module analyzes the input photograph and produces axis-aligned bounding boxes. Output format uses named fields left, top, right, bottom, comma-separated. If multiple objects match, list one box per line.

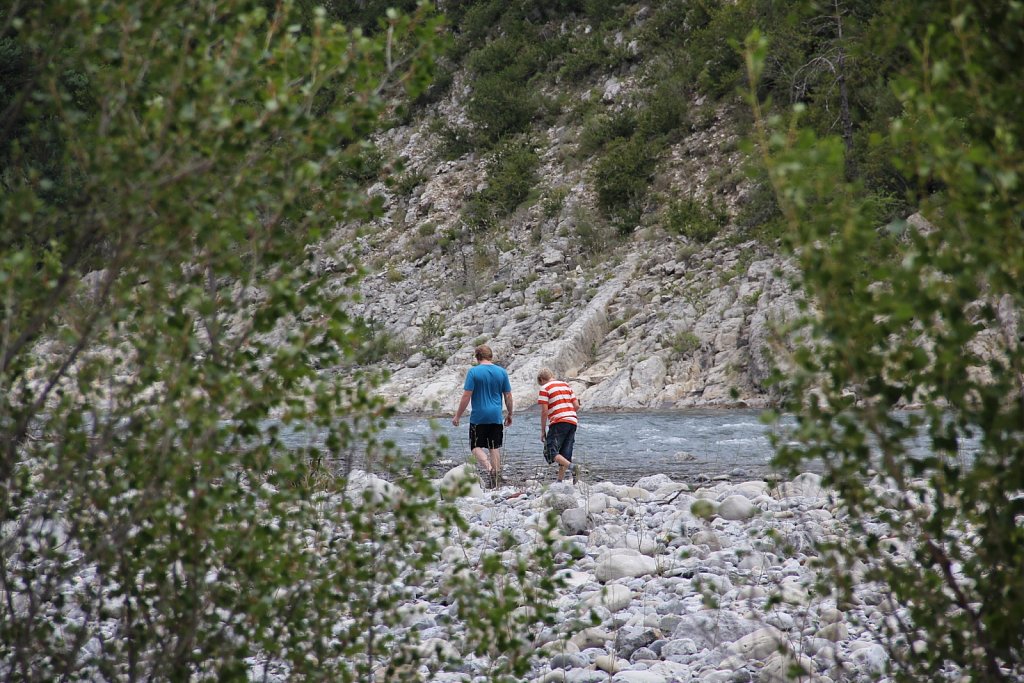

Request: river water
left=278, top=408, right=977, bottom=485
left=374, top=409, right=804, bottom=484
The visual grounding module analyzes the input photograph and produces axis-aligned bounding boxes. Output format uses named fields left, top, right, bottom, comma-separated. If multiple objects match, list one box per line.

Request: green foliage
left=0, top=1, right=561, bottom=680
left=665, top=196, right=728, bottom=243
left=748, top=2, right=1024, bottom=679
left=354, top=316, right=406, bottom=365
left=463, top=29, right=551, bottom=145
left=558, top=33, right=628, bottom=81
left=433, top=121, right=476, bottom=160
left=578, top=110, right=638, bottom=156
left=391, top=169, right=427, bottom=196
left=466, top=72, right=541, bottom=144
left=592, top=136, right=655, bottom=232
left=418, top=312, right=446, bottom=345
left=637, top=68, right=690, bottom=141
left=669, top=330, right=700, bottom=355
left=291, top=0, right=421, bottom=34
left=572, top=206, right=617, bottom=258
left=735, top=176, right=783, bottom=238
left=463, top=136, right=540, bottom=228
left=386, top=265, right=405, bottom=282
left=542, top=186, right=569, bottom=218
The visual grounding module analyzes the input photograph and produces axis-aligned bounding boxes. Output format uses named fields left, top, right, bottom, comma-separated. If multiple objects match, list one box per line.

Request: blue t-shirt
left=464, top=363, right=512, bottom=425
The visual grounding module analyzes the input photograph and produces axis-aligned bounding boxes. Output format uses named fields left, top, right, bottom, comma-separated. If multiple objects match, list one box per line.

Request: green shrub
left=542, top=187, right=569, bottom=218
left=418, top=312, right=446, bottom=344
left=422, top=344, right=449, bottom=364
left=592, top=136, right=656, bottom=231
left=463, top=28, right=552, bottom=145
left=467, top=72, right=539, bottom=143
left=469, top=33, right=549, bottom=82
left=536, top=288, right=555, bottom=305
left=391, top=170, right=426, bottom=196
left=669, top=330, right=700, bottom=354
left=638, top=72, right=689, bottom=140
left=464, top=136, right=539, bottom=228
left=354, top=317, right=405, bottom=364
left=665, top=196, right=727, bottom=243
left=558, top=34, right=614, bottom=81
left=433, top=121, right=476, bottom=160
left=578, top=110, right=637, bottom=155
left=640, top=0, right=702, bottom=48
left=573, top=206, right=617, bottom=257
left=340, top=141, right=384, bottom=184
left=413, top=63, right=454, bottom=107
left=453, top=0, right=505, bottom=47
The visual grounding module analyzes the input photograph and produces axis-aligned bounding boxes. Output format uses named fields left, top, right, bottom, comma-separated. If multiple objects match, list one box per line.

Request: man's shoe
left=489, top=471, right=498, bottom=489
left=571, top=464, right=580, bottom=484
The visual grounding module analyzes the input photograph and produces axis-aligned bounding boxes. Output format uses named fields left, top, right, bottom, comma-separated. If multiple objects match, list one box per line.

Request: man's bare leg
left=489, top=448, right=501, bottom=487
left=472, top=447, right=493, bottom=476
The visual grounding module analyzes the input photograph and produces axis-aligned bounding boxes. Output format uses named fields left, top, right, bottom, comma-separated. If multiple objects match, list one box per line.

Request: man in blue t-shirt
left=452, top=344, right=513, bottom=489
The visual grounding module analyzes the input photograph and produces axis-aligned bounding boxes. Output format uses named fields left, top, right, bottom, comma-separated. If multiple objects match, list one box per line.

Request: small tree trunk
left=834, top=0, right=856, bottom=179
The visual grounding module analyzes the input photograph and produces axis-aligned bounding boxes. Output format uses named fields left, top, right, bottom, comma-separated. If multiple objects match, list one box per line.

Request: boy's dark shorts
left=469, top=423, right=504, bottom=450
left=543, top=422, right=576, bottom=464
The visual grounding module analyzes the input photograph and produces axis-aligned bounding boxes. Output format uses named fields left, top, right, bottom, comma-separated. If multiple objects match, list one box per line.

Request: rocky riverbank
left=349, top=467, right=902, bottom=683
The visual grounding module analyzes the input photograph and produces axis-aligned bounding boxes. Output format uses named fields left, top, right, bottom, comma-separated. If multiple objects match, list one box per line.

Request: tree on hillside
left=748, top=0, right=1024, bottom=679
left=0, top=1, right=560, bottom=680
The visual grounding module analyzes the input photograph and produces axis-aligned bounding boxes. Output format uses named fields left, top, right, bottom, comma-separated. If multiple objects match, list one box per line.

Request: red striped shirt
left=538, top=380, right=578, bottom=426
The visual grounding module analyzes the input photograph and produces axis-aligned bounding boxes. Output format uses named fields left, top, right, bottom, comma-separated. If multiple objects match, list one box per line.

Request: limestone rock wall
left=331, top=60, right=803, bottom=414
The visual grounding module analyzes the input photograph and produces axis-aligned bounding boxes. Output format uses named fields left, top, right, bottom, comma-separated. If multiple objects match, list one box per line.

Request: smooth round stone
left=718, top=494, right=755, bottom=520
left=565, top=670, right=609, bottom=683
left=550, top=652, right=589, bottom=670
left=849, top=643, right=888, bottom=674
left=629, top=647, right=658, bottom=663
left=815, top=622, right=848, bottom=641
left=595, top=551, right=659, bottom=582
left=661, top=638, right=698, bottom=658
left=586, top=583, right=633, bottom=612
left=595, top=654, right=623, bottom=673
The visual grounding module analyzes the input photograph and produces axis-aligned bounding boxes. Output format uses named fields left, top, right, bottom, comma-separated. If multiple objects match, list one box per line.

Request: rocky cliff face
left=330, top=63, right=802, bottom=414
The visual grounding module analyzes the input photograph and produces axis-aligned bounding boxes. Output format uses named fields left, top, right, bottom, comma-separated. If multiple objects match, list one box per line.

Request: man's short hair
left=475, top=344, right=493, bottom=361
left=536, top=367, right=554, bottom=384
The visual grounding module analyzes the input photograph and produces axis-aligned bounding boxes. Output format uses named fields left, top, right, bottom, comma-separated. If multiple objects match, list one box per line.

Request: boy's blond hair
left=536, top=367, right=554, bottom=384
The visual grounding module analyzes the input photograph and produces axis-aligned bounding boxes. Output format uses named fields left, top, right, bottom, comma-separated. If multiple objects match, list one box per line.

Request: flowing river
left=278, top=408, right=977, bottom=485
left=375, top=409, right=801, bottom=484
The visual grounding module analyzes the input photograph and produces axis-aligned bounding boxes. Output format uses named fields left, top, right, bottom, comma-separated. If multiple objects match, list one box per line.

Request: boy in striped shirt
left=536, top=367, right=581, bottom=483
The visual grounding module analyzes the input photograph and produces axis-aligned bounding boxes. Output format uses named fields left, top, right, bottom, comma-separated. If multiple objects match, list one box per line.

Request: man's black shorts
left=469, top=423, right=504, bottom=450
left=544, top=422, right=576, bottom=464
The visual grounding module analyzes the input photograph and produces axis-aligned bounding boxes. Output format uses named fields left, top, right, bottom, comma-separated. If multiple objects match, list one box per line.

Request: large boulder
left=561, top=507, right=594, bottom=535
left=773, top=472, right=827, bottom=500
left=438, top=464, right=484, bottom=499
left=585, top=584, right=633, bottom=613
left=671, top=611, right=760, bottom=651
left=595, top=548, right=660, bottom=582
left=346, top=469, right=398, bottom=503
left=635, top=473, right=675, bottom=492
left=717, top=494, right=755, bottom=520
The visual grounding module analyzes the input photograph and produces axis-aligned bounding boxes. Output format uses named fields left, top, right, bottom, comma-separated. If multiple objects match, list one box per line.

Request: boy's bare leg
left=552, top=454, right=570, bottom=481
